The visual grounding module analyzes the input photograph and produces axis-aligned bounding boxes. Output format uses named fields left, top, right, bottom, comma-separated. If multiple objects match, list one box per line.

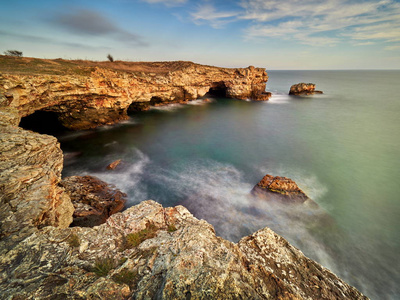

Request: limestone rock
left=0, top=108, right=20, bottom=127
left=252, top=174, right=313, bottom=205
left=289, top=83, right=323, bottom=95
left=0, top=58, right=271, bottom=130
left=0, top=200, right=367, bottom=299
left=0, top=125, right=74, bottom=241
left=60, top=175, right=127, bottom=227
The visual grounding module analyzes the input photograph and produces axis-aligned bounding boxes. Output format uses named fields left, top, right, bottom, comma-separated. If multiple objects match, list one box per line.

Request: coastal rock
left=60, top=175, right=127, bottom=227
left=0, top=200, right=367, bottom=299
left=252, top=174, right=312, bottom=204
left=0, top=57, right=271, bottom=130
left=289, top=83, right=323, bottom=95
left=106, top=159, right=122, bottom=170
left=0, top=124, right=74, bottom=241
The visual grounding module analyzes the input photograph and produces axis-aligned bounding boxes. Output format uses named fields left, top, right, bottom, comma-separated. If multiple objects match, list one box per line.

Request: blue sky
left=1, top=0, right=399, bottom=69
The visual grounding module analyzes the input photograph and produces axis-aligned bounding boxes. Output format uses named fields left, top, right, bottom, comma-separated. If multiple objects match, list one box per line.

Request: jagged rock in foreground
left=0, top=200, right=367, bottom=299
left=0, top=124, right=74, bottom=242
left=60, top=175, right=127, bottom=227
left=289, top=83, right=323, bottom=95
left=0, top=56, right=271, bottom=130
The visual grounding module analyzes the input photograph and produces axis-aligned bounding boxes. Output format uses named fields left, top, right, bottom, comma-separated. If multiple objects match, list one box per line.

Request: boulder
left=289, top=83, right=323, bottom=95
left=60, top=175, right=127, bottom=227
left=252, top=174, right=314, bottom=205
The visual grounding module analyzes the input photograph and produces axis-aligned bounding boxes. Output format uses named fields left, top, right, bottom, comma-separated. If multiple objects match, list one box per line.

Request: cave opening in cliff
left=19, top=110, right=68, bottom=136
left=207, top=81, right=227, bottom=97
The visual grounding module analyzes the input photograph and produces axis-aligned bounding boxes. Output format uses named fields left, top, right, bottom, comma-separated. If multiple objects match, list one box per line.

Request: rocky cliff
left=0, top=110, right=368, bottom=299
left=0, top=56, right=271, bottom=130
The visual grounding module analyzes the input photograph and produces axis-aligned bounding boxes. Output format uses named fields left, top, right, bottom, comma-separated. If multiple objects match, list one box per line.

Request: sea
left=57, top=70, right=399, bottom=299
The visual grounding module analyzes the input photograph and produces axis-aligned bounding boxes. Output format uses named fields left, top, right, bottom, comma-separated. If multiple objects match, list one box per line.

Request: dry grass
left=0, top=55, right=201, bottom=76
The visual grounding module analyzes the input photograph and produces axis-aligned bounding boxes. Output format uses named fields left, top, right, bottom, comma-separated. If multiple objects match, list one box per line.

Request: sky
left=0, top=0, right=399, bottom=69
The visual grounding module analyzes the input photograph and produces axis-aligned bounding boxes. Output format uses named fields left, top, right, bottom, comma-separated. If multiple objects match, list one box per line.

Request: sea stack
left=289, top=83, right=323, bottom=95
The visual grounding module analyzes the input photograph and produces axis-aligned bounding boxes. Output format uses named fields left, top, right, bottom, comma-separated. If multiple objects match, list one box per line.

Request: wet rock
left=0, top=200, right=368, bottom=299
left=60, top=175, right=127, bottom=227
left=289, top=83, right=323, bottom=95
left=0, top=125, right=74, bottom=241
left=106, top=159, right=122, bottom=170
left=252, top=174, right=315, bottom=205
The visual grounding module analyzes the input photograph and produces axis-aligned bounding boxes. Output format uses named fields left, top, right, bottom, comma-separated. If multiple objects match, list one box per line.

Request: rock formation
left=60, top=175, right=127, bottom=227
left=0, top=114, right=74, bottom=244
left=0, top=200, right=367, bottom=299
left=0, top=56, right=271, bottom=130
left=252, top=174, right=311, bottom=203
left=289, top=83, right=323, bottom=95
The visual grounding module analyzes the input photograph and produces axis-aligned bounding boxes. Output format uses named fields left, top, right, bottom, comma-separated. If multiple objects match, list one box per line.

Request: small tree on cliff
left=107, top=54, right=114, bottom=62
left=4, top=50, right=23, bottom=57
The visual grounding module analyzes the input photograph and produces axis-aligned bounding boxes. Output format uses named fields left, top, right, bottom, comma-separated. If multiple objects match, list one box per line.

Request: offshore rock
left=289, top=83, right=323, bottom=95
left=106, top=159, right=122, bottom=170
left=0, top=57, right=270, bottom=130
left=0, top=200, right=367, bottom=299
left=0, top=124, right=74, bottom=242
left=60, top=175, right=127, bottom=227
left=252, top=174, right=315, bottom=205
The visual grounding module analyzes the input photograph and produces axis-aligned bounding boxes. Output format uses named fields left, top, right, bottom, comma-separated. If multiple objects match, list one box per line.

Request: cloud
left=189, top=0, right=400, bottom=47
left=385, top=45, right=400, bottom=50
left=190, top=4, right=239, bottom=28
left=50, top=8, right=147, bottom=46
left=0, top=30, right=102, bottom=49
left=141, top=0, right=187, bottom=6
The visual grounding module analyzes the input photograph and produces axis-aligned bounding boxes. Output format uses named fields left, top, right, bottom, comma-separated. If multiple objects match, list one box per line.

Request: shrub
left=92, top=256, right=116, bottom=277
left=107, top=54, right=114, bottom=62
left=67, top=234, right=80, bottom=248
left=4, top=50, right=23, bottom=57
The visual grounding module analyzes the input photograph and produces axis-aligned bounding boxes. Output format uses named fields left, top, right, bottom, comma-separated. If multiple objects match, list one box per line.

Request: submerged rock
left=0, top=200, right=368, bottom=299
left=289, top=83, right=323, bottom=95
left=60, top=175, right=127, bottom=227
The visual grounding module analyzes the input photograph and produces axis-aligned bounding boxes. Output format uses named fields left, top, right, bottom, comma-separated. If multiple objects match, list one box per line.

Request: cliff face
left=0, top=58, right=270, bottom=130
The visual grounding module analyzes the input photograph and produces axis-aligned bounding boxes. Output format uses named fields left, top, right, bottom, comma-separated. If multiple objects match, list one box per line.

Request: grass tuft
left=67, top=234, right=80, bottom=248
left=92, top=256, right=116, bottom=277
left=112, top=269, right=138, bottom=286
left=123, top=223, right=158, bottom=249
left=167, top=224, right=177, bottom=232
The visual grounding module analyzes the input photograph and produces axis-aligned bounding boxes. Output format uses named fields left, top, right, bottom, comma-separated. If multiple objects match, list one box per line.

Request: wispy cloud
left=385, top=44, right=400, bottom=50
left=141, top=0, right=187, bottom=6
left=190, top=4, right=239, bottom=29
left=50, top=8, right=148, bottom=46
left=189, top=0, right=400, bottom=47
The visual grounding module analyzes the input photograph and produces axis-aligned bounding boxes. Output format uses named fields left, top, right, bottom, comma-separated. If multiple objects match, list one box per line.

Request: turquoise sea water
left=59, top=70, right=400, bottom=299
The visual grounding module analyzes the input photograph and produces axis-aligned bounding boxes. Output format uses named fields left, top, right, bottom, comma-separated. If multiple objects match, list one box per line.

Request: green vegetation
left=112, top=269, right=138, bottom=286
left=67, top=234, right=80, bottom=248
left=123, top=223, right=158, bottom=249
left=167, top=223, right=177, bottom=232
left=4, top=50, right=23, bottom=57
left=92, top=256, right=116, bottom=277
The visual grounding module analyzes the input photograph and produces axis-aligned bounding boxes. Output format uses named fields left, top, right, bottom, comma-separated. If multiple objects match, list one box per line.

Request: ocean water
left=59, top=70, right=400, bottom=299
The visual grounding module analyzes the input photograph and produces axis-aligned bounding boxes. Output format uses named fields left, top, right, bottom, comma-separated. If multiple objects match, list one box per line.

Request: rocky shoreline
left=0, top=58, right=367, bottom=299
